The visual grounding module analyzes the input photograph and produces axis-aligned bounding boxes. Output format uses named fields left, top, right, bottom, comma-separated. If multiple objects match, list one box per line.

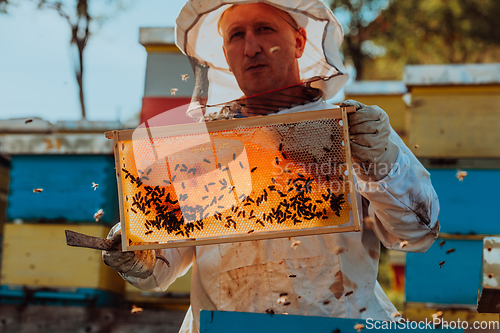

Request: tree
left=360, top=0, right=500, bottom=79
left=37, top=0, right=131, bottom=119
left=329, top=0, right=390, bottom=80
left=0, top=0, right=9, bottom=14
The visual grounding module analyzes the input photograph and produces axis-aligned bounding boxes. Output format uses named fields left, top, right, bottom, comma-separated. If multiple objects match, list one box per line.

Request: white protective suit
left=119, top=1, right=440, bottom=332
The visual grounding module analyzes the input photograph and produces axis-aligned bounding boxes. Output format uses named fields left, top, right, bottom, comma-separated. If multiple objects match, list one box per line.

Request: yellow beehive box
left=0, top=223, right=125, bottom=294
left=344, top=81, right=408, bottom=143
left=405, top=64, right=500, bottom=158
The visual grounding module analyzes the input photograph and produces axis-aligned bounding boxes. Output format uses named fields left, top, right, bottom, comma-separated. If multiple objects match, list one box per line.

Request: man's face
left=219, top=3, right=306, bottom=97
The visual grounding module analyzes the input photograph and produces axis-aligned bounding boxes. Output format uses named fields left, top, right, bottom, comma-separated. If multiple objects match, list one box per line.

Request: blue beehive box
left=406, top=238, right=483, bottom=305
left=7, top=155, right=118, bottom=224
left=429, top=169, right=500, bottom=235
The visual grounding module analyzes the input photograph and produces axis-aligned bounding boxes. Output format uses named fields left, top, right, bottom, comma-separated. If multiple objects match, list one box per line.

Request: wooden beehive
left=405, top=64, right=500, bottom=158
left=0, top=224, right=125, bottom=294
left=107, top=107, right=360, bottom=251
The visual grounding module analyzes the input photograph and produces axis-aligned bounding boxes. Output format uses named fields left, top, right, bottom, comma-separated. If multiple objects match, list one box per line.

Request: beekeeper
left=103, top=1, right=440, bottom=332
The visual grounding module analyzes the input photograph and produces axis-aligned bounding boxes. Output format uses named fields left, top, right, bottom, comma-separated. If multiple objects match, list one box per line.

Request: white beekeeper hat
left=175, top=0, right=349, bottom=114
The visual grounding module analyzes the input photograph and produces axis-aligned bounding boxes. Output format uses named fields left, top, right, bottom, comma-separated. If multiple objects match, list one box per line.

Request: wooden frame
left=107, top=106, right=360, bottom=251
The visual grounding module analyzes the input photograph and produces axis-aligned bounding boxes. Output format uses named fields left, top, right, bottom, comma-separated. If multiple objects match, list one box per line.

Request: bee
left=432, top=311, right=443, bottom=319
left=439, top=261, right=445, bottom=268
left=456, top=170, right=467, bottom=181
left=399, top=240, right=408, bottom=249
left=33, top=188, right=43, bottom=193
left=414, top=144, right=419, bottom=149
left=323, top=300, right=330, bottom=305
left=270, top=46, right=280, bottom=53
left=181, top=74, right=189, bottom=81
left=439, top=240, right=445, bottom=248
left=392, top=311, right=401, bottom=318
left=354, top=324, right=365, bottom=332
left=94, top=209, right=104, bottom=222
left=446, top=248, right=455, bottom=254
left=345, top=291, right=353, bottom=297
left=288, top=274, right=297, bottom=278
left=277, top=296, right=287, bottom=304
left=171, top=88, right=178, bottom=95
left=25, top=119, right=33, bottom=124
left=359, top=307, right=366, bottom=313
left=265, top=309, right=275, bottom=315
left=130, top=305, right=143, bottom=314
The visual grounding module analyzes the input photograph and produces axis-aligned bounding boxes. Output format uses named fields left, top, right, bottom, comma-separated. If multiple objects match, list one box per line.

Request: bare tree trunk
left=75, top=38, right=86, bottom=119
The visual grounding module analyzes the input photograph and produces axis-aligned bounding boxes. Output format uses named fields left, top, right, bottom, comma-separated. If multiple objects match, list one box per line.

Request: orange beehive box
left=106, top=107, right=360, bottom=251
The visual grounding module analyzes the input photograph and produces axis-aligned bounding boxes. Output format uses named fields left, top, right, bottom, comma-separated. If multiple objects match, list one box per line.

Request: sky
left=0, top=0, right=187, bottom=123
left=0, top=0, right=353, bottom=124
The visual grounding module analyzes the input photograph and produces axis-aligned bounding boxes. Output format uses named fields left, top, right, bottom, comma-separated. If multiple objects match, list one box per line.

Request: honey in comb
left=119, top=118, right=353, bottom=246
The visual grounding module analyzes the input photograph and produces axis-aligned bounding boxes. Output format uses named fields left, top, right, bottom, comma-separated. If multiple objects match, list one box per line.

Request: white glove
left=102, top=223, right=156, bottom=279
left=341, top=99, right=399, bottom=181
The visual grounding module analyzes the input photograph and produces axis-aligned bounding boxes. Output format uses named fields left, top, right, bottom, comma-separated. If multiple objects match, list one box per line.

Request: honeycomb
left=116, top=112, right=357, bottom=249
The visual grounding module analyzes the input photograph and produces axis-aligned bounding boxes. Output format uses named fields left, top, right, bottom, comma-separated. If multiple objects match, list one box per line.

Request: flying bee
left=432, top=311, right=443, bottom=319
left=354, top=324, right=365, bottom=332
left=270, top=46, right=280, bottom=53
left=94, top=209, right=104, bottom=222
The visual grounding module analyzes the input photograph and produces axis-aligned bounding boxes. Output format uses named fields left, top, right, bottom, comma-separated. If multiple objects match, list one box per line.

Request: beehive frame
left=106, top=107, right=360, bottom=251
